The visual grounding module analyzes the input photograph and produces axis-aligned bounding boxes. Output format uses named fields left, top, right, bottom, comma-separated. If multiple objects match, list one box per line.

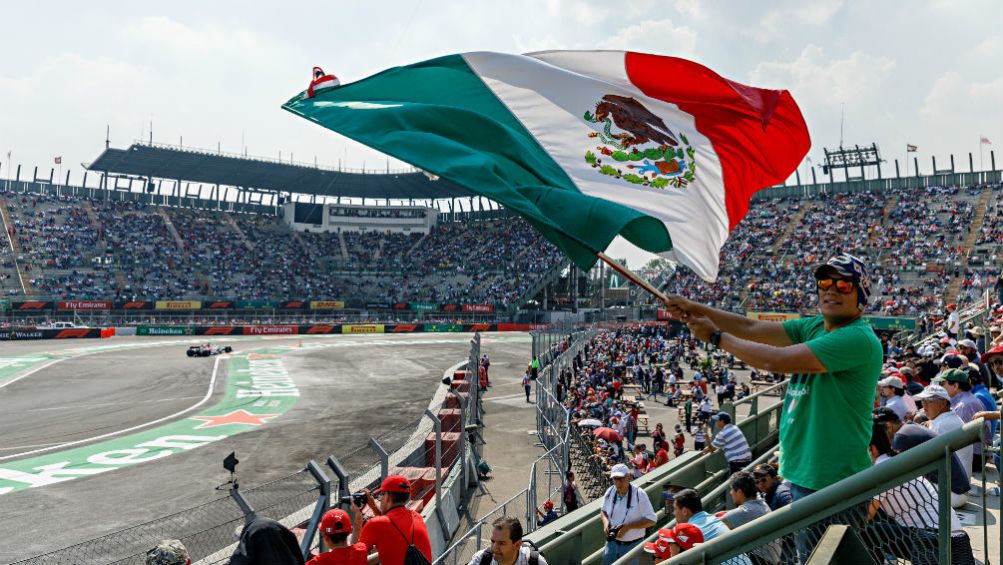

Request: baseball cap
left=933, top=368, right=968, bottom=385
left=610, top=463, right=630, bottom=478
left=981, top=345, right=1003, bottom=363
left=664, top=523, right=704, bottom=551
left=643, top=528, right=674, bottom=560
left=938, top=353, right=966, bottom=368
left=813, top=253, right=872, bottom=309
left=146, top=540, right=189, bottom=565
left=873, top=407, right=901, bottom=423
left=899, top=366, right=914, bottom=376
left=957, top=339, right=977, bottom=350
left=711, top=412, right=732, bottom=424
left=374, top=474, right=412, bottom=494
left=878, top=376, right=904, bottom=389
left=321, top=509, right=352, bottom=535
left=543, top=500, right=554, bottom=510
left=914, top=384, right=951, bottom=402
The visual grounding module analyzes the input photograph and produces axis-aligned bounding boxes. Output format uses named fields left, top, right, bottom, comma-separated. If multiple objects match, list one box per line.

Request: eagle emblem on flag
left=583, top=95, right=697, bottom=189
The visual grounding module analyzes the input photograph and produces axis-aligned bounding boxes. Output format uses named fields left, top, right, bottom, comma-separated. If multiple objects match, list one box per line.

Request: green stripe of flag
left=283, top=54, right=670, bottom=270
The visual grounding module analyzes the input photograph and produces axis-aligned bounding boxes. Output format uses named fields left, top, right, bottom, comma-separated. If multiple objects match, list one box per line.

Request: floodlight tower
left=821, top=143, right=883, bottom=183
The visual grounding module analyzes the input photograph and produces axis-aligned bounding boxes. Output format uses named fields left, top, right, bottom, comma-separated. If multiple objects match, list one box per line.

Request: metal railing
left=664, top=419, right=989, bottom=565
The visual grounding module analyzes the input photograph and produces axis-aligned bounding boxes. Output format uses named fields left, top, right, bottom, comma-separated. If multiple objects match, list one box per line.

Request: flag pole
left=596, top=252, right=669, bottom=305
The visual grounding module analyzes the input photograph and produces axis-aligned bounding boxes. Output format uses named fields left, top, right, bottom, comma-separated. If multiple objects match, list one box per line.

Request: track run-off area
left=0, top=332, right=530, bottom=563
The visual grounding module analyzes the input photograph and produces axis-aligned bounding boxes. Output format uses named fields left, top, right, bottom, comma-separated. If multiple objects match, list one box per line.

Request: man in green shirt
left=664, top=254, right=882, bottom=498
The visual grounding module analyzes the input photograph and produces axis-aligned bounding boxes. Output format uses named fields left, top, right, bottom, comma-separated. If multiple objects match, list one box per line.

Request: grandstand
left=1, top=142, right=1001, bottom=327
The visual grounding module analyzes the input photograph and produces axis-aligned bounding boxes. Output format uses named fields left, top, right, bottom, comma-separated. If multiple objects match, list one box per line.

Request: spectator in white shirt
left=600, top=464, right=657, bottom=565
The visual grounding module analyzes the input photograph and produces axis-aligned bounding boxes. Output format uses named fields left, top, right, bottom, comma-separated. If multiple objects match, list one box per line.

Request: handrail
left=663, top=418, right=987, bottom=564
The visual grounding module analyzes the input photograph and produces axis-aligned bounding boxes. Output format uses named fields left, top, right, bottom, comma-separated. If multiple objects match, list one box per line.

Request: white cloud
left=597, top=18, right=697, bottom=58
left=673, top=0, right=704, bottom=20
left=514, top=34, right=569, bottom=54
left=750, top=45, right=895, bottom=108
left=922, top=71, right=1003, bottom=115
left=968, top=35, right=1003, bottom=58
left=796, top=0, right=844, bottom=25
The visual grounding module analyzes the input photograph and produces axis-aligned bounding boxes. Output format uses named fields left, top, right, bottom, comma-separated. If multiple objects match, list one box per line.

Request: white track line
left=0, top=359, right=63, bottom=391
left=0, top=356, right=223, bottom=462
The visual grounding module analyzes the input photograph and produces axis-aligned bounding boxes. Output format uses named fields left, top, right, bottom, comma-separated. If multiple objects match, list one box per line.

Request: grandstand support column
left=325, top=455, right=352, bottom=502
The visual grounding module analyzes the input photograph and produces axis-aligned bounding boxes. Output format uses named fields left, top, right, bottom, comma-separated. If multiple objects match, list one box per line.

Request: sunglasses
left=816, top=278, right=855, bottom=294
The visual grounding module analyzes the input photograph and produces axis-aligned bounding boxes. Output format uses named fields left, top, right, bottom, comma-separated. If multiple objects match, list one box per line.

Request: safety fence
left=433, top=327, right=593, bottom=565
left=10, top=335, right=484, bottom=565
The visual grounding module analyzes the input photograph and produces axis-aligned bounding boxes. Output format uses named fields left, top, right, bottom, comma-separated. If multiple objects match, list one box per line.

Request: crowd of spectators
left=0, top=192, right=565, bottom=306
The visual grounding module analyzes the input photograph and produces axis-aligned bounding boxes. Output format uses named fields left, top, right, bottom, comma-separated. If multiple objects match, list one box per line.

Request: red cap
left=947, top=303, right=957, bottom=311
left=321, top=509, right=352, bottom=535
left=375, top=475, right=411, bottom=494
left=665, top=523, right=704, bottom=551
left=543, top=500, right=554, bottom=509
left=982, top=345, right=1003, bottom=363
left=642, top=528, right=675, bottom=560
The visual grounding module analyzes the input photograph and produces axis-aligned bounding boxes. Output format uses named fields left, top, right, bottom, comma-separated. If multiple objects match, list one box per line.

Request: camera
left=606, top=525, right=622, bottom=542
left=339, top=492, right=368, bottom=508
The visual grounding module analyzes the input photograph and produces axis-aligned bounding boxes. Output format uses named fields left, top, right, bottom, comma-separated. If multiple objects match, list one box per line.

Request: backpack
left=479, top=541, right=543, bottom=565
left=388, top=512, right=431, bottom=565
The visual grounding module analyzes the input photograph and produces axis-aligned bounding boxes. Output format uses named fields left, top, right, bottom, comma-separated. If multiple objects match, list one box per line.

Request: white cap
left=957, top=339, right=977, bottom=350
left=915, top=384, right=951, bottom=402
left=878, top=376, right=904, bottom=389
left=609, top=463, right=630, bottom=478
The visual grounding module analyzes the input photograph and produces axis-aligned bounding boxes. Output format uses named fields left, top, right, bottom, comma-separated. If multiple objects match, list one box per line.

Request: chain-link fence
left=435, top=328, right=593, bottom=565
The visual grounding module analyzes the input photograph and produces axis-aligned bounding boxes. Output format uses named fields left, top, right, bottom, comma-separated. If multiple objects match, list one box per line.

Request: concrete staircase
left=0, top=195, right=33, bottom=295
left=81, top=201, right=102, bottom=235
left=946, top=186, right=993, bottom=299
left=223, top=213, right=254, bottom=251
left=156, top=208, right=187, bottom=254
left=337, top=231, right=349, bottom=261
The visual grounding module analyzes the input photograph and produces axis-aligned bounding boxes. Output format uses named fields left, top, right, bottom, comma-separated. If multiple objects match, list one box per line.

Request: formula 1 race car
left=186, top=343, right=233, bottom=357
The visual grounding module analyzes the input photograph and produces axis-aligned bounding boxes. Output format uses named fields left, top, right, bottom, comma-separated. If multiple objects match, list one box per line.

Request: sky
left=1, top=0, right=1001, bottom=266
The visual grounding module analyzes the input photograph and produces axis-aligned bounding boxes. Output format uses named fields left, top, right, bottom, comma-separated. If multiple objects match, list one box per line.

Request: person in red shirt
left=307, top=509, right=368, bottom=565
left=352, top=475, right=433, bottom=565
left=650, top=441, right=670, bottom=470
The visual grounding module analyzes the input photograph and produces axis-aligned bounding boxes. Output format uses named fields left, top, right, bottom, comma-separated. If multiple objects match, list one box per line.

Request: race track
left=0, top=333, right=529, bottom=563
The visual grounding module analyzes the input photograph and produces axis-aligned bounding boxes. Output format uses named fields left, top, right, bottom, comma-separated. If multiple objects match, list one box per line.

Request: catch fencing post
left=300, top=460, right=332, bottom=559
left=325, top=455, right=351, bottom=502
left=368, top=438, right=390, bottom=484
left=425, top=409, right=446, bottom=533
left=449, top=389, right=468, bottom=488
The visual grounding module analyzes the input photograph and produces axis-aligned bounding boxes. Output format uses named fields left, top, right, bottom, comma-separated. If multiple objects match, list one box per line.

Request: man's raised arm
left=663, top=294, right=792, bottom=346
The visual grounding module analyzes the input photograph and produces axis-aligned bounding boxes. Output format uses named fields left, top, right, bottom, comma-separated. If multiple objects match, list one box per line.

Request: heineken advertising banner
left=424, top=324, right=465, bottom=332
left=236, top=300, right=279, bottom=309
left=0, top=299, right=9, bottom=311
left=409, top=302, right=439, bottom=312
left=866, top=317, right=917, bottom=331
left=137, top=326, right=195, bottom=336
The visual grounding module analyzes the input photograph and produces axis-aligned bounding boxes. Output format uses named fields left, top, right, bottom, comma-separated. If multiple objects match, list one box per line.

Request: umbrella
left=577, top=418, right=603, bottom=428
left=593, top=427, right=623, bottom=442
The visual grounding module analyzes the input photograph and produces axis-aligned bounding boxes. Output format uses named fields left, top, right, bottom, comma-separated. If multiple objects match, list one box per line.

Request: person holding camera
left=307, top=509, right=368, bottom=565
left=350, top=475, right=432, bottom=565
left=600, top=464, right=657, bottom=565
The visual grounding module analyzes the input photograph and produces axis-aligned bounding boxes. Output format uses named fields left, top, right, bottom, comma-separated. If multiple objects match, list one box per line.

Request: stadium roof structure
left=87, top=143, right=476, bottom=200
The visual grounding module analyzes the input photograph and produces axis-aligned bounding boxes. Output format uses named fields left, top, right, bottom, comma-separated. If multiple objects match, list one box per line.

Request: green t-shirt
left=779, top=315, right=882, bottom=491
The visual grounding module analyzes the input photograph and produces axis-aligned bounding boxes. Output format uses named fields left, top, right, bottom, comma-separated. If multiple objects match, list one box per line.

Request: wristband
left=710, top=330, right=723, bottom=347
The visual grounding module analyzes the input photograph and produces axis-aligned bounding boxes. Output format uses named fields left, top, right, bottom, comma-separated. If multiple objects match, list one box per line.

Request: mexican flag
left=282, top=51, right=809, bottom=281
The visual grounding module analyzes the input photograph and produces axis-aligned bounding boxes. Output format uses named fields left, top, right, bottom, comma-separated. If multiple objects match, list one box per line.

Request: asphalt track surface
left=0, top=333, right=530, bottom=563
